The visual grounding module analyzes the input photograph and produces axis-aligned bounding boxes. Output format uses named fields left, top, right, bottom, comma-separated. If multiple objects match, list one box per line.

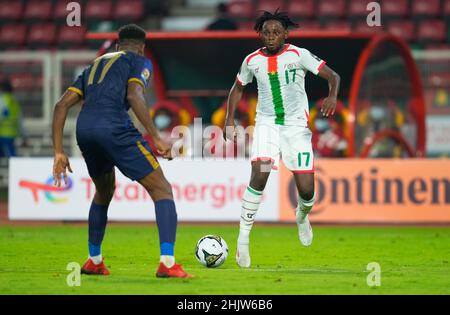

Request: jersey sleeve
left=299, top=48, right=326, bottom=75
left=128, top=57, right=153, bottom=88
left=68, top=69, right=85, bottom=98
left=236, top=58, right=253, bottom=86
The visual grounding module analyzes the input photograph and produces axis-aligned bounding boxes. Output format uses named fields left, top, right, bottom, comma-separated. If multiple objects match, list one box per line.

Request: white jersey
left=236, top=44, right=325, bottom=126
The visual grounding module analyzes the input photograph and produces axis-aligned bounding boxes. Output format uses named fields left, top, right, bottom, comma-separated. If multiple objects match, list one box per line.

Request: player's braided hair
left=118, top=24, right=146, bottom=44
left=254, top=9, right=299, bottom=33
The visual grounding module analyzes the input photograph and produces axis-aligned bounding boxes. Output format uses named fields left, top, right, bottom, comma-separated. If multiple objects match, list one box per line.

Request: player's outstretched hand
left=321, top=96, right=337, bottom=117
left=155, top=138, right=173, bottom=161
left=223, top=119, right=238, bottom=143
left=53, top=152, right=72, bottom=187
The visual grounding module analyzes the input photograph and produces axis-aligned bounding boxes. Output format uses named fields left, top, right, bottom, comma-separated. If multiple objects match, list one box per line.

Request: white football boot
left=296, top=210, right=313, bottom=246
left=236, top=240, right=251, bottom=268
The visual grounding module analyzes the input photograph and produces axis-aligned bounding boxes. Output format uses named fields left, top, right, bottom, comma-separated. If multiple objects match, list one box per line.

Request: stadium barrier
left=8, top=158, right=450, bottom=223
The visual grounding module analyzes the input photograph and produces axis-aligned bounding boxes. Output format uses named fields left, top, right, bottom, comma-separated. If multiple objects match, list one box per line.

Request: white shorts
left=250, top=121, right=315, bottom=173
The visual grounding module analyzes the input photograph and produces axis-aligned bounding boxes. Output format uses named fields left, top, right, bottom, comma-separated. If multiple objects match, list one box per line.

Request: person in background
left=311, top=99, right=348, bottom=158
left=312, top=112, right=347, bottom=158
left=211, top=98, right=254, bottom=158
left=0, top=79, right=23, bottom=158
left=146, top=100, right=193, bottom=157
left=206, top=2, right=238, bottom=31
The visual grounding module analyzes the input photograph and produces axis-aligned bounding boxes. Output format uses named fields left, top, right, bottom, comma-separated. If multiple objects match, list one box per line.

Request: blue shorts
left=76, top=127, right=159, bottom=181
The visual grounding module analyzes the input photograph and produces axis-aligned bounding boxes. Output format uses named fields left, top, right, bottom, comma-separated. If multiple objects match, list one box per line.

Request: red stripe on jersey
left=236, top=76, right=244, bottom=86
left=268, top=56, right=278, bottom=73
left=304, top=109, right=310, bottom=126
left=317, top=60, right=326, bottom=72
left=246, top=52, right=259, bottom=65
left=286, top=49, right=300, bottom=57
left=292, top=169, right=315, bottom=173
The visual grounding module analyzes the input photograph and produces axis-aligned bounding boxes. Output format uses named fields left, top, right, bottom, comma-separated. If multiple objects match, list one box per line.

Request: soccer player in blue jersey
left=51, top=24, right=190, bottom=278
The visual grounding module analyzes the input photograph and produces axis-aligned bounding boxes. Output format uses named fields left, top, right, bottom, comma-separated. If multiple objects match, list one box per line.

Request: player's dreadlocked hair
left=254, top=9, right=299, bottom=33
left=118, top=24, right=146, bottom=45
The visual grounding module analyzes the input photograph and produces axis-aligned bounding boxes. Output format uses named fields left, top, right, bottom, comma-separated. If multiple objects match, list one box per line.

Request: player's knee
left=107, top=184, right=116, bottom=201
left=299, top=189, right=315, bottom=202
left=250, top=173, right=269, bottom=191
left=148, top=178, right=173, bottom=200
left=98, top=184, right=115, bottom=203
left=160, top=180, right=173, bottom=199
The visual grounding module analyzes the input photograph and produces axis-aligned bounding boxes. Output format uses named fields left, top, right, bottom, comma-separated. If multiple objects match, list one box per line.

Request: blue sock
left=154, top=199, right=177, bottom=256
left=88, top=201, right=109, bottom=257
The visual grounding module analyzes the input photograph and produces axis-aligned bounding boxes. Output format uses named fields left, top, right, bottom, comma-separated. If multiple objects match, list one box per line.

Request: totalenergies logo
left=19, top=176, right=73, bottom=203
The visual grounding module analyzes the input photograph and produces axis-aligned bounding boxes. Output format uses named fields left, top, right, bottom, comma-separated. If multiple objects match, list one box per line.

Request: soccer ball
left=195, top=235, right=228, bottom=268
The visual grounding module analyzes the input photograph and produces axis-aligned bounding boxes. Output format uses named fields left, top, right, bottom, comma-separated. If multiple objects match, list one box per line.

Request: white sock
left=297, top=193, right=315, bottom=222
left=89, top=254, right=103, bottom=265
left=160, top=255, right=175, bottom=268
left=238, top=186, right=263, bottom=244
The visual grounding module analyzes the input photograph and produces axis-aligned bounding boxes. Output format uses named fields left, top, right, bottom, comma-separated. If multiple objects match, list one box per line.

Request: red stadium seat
left=425, top=43, right=450, bottom=50
left=57, top=25, right=87, bottom=45
left=388, top=21, right=415, bottom=42
left=322, top=20, right=352, bottom=32
left=9, top=73, right=35, bottom=91
left=412, top=0, right=440, bottom=17
left=318, top=0, right=346, bottom=18
left=353, top=21, right=384, bottom=33
left=237, top=21, right=254, bottom=31
left=428, top=72, right=450, bottom=88
left=0, top=0, right=23, bottom=22
left=298, top=21, right=321, bottom=31
left=349, top=0, right=374, bottom=17
left=417, top=20, right=446, bottom=42
left=114, top=0, right=144, bottom=21
left=23, top=0, right=53, bottom=21
left=228, top=0, right=254, bottom=19
left=287, top=0, right=315, bottom=18
left=54, top=0, right=85, bottom=21
left=84, top=0, right=113, bottom=20
left=0, top=24, right=27, bottom=46
left=27, top=23, right=57, bottom=46
left=256, top=0, right=285, bottom=13
left=381, top=0, right=409, bottom=17
left=445, top=0, right=450, bottom=16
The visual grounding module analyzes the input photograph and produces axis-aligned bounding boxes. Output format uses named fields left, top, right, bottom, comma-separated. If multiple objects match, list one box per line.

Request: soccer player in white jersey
left=223, top=10, right=341, bottom=268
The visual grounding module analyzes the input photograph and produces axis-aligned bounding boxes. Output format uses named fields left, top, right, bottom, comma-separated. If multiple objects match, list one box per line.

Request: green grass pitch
left=0, top=224, right=449, bottom=294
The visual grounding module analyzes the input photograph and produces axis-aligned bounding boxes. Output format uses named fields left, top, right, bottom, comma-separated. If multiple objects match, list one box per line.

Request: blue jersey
left=69, top=51, right=159, bottom=181
left=69, top=50, right=153, bottom=130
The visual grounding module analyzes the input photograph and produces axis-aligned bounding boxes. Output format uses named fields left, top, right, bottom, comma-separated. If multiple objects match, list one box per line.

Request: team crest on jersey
left=284, top=62, right=300, bottom=70
left=141, top=68, right=150, bottom=81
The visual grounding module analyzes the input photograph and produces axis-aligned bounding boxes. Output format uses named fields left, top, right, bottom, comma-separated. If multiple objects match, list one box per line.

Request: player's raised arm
left=317, top=65, right=341, bottom=117
left=52, top=89, right=81, bottom=187
left=223, top=79, right=245, bottom=142
left=127, top=81, right=172, bottom=160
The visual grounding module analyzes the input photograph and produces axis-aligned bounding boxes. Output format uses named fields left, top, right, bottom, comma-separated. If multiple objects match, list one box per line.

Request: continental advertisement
left=280, top=159, right=450, bottom=223
left=8, top=158, right=450, bottom=223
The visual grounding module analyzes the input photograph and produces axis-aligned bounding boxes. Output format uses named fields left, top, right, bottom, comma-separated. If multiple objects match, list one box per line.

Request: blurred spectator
left=211, top=98, right=254, bottom=128
left=145, top=100, right=193, bottom=157
left=312, top=114, right=347, bottom=157
left=211, top=97, right=255, bottom=158
left=311, top=99, right=348, bottom=157
left=357, top=98, right=406, bottom=157
left=206, top=2, right=238, bottom=31
left=0, top=80, right=23, bottom=158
